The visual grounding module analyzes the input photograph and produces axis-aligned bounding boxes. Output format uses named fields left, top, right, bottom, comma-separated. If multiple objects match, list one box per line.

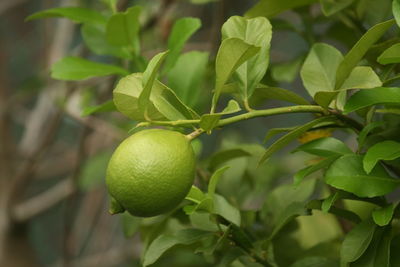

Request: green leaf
left=212, top=38, right=260, bottom=112
left=321, top=191, right=344, bottom=213
left=82, top=100, right=116, bottom=116
left=113, top=73, right=198, bottom=121
left=372, top=204, right=395, bottom=226
left=363, top=140, right=400, bottom=173
left=290, top=257, right=338, bottom=267
left=200, top=100, right=241, bottom=132
left=81, top=23, right=131, bottom=58
left=271, top=57, right=304, bottom=83
left=221, top=16, right=272, bottom=100
left=320, top=0, right=356, bottom=16
left=139, top=51, right=169, bottom=116
left=340, top=218, right=376, bottom=262
left=106, top=6, right=141, bottom=50
left=26, top=7, right=107, bottom=24
left=393, top=0, right=400, bottom=28
left=121, top=212, right=141, bottom=237
left=207, top=147, right=252, bottom=171
left=51, top=57, right=128, bottom=81
left=344, top=87, right=400, bottom=114
left=335, top=20, right=395, bottom=89
left=214, top=194, right=241, bottom=226
left=300, top=43, right=343, bottom=97
left=245, top=0, right=317, bottom=18
left=357, top=121, right=386, bottom=149
left=377, top=43, right=400, bottom=64
left=294, top=137, right=353, bottom=157
left=185, top=185, right=206, bottom=204
left=325, top=154, right=400, bottom=197
left=263, top=127, right=296, bottom=143
left=391, top=234, right=400, bottom=266
left=294, top=155, right=340, bottom=185
left=163, top=17, right=201, bottom=72
left=78, top=151, right=113, bottom=191
left=167, top=51, right=209, bottom=107
left=208, top=166, right=230, bottom=199
left=143, top=229, right=212, bottom=266
left=252, top=84, right=310, bottom=105
left=259, top=116, right=337, bottom=164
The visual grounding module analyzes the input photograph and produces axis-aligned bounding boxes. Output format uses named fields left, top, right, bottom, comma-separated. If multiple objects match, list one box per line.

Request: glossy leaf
left=212, top=38, right=260, bottom=111
left=300, top=43, right=343, bottom=97
left=26, top=7, right=107, bottom=24
left=259, top=116, right=337, bottom=164
left=344, top=87, right=400, bottom=114
left=51, top=56, right=128, bottom=81
left=221, top=16, right=272, bottom=100
left=320, top=0, right=355, bottom=16
left=252, top=84, right=310, bottom=105
left=139, top=51, right=169, bottom=115
left=294, top=137, right=353, bottom=157
left=335, top=20, right=395, bottom=89
left=294, top=155, right=340, bottom=185
left=163, top=17, right=201, bottom=72
left=372, top=204, right=394, bottom=226
left=113, top=73, right=198, bottom=121
left=340, top=218, right=376, bottom=262
left=363, top=141, right=400, bottom=173
left=82, top=100, right=116, bottom=116
left=167, top=51, right=209, bottom=107
left=143, top=229, right=212, bottom=266
left=245, top=0, right=317, bottom=18
left=325, top=154, right=400, bottom=197
left=377, top=43, right=400, bottom=64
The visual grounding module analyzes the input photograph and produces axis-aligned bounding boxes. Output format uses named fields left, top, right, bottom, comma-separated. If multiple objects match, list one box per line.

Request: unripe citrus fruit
left=106, top=129, right=196, bottom=217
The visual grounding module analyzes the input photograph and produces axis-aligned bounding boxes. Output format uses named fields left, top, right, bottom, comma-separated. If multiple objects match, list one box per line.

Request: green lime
left=106, top=129, right=196, bottom=217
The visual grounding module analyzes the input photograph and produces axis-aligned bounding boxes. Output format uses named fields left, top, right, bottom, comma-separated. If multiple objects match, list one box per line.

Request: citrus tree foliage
left=29, top=0, right=400, bottom=266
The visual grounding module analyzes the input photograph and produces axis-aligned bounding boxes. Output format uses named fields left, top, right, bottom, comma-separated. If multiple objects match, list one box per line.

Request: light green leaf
left=245, top=0, right=317, bottom=18
left=200, top=100, right=242, bottom=132
left=259, top=116, right=337, bottom=164
left=377, top=43, right=400, bottom=64
left=121, top=212, right=141, bottom=237
left=363, top=141, right=400, bottom=173
left=335, top=20, right=395, bottom=89
left=208, top=166, right=230, bottom=199
left=51, top=56, right=128, bottom=81
left=322, top=191, right=341, bottom=213
left=344, top=87, right=400, bottom=114
left=212, top=38, right=260, bottom=112
left=221, top=16, right=272, bottom=100
left=167, top=51, right=209, bottom=107
left=26, top=7, right=107, bottom=24
left=143, top=229, right=212, bottom=266
left=252, top=84, right=310, bottom=105
left=393, top=0, right=400, bottom=28
left=293, top=137, right=353, bottom=157
left=300, top=43, right=343, bottom=97
left=113, top=73, right=198, bottom=121
left=340, top=218, right=376, bottom=262
left=163, top=17, right=201, bottom=72
left=185, top=185, right=206, bottom=204
left=271, top=56, right=304, bottom=83
left=79, top=151, right=113, bottom=191
left=106, top=6, right=141, bottom=51
left=294, top=155, right=340, bottom=186
left=372, top=204, right=395, bottom=226
left=207, top=147, right=252, bottom=171
left=320, top=0, right=355, bottom=16
left=82, top=100, right=116, bottom=116
left=325, top=154, right=400, bottom=197
left=81, top=23, right=131, bottom=58
left=214, top=194, right=241, bottom=226
left=139, top=51, right=169, bottom=116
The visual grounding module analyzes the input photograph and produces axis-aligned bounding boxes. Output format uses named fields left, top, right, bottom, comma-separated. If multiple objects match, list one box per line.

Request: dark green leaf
left=344, top=87, right=400, bottom=114
left=294, top=155, right=340, bottom=185
left=82, top=100, right=116, bottom=116
left=290, top=256, right=338, bottom=267
left=51, top=57, right=128, bottom=81
left=341, top=218, right=376, bottom=262
left=252, top=84, right=310, bottom=105
left=143, top=229, right=212, bottom=266
left=167, top=51, right=209, bottom=107
left=139, top=51, right=169, bottom=116
left=320, top=0, right=356, bottom=16
left=321, top=191, right=346, bottom=213
left=335, top=20, right=395, bottom=89
left=372, top=204, right=394, bottom=226
left=363, top=141, right=400, bottom=173
left=212, top=38, right=260, bottom=111
left=245, top=0, right=317, bottom=18
left=163, top=17, right=201, bottom=72
left=357, top=121, right=386, bottom=149
left=294, top=137, right=353, bottom=157
left=325, top=154, right=400, bottom=197
left=377, top=43, right=400, bottom=64
left=259, top=116, right=337, bottom=165
left=221, top=16, right=272, bottom=100
left=26, top=7, right=107, bottom=24
left=390, top=234, right=400, bottom=266
left=393, top=0, right=400, bottom=28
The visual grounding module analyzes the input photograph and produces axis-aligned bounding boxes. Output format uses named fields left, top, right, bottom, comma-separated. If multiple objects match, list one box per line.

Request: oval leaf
left=363, top=140, right=400, bottom=174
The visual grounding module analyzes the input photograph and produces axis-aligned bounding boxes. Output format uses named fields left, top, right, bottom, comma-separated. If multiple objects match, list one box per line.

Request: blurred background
left=1, top=0, right=395, bottom=266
